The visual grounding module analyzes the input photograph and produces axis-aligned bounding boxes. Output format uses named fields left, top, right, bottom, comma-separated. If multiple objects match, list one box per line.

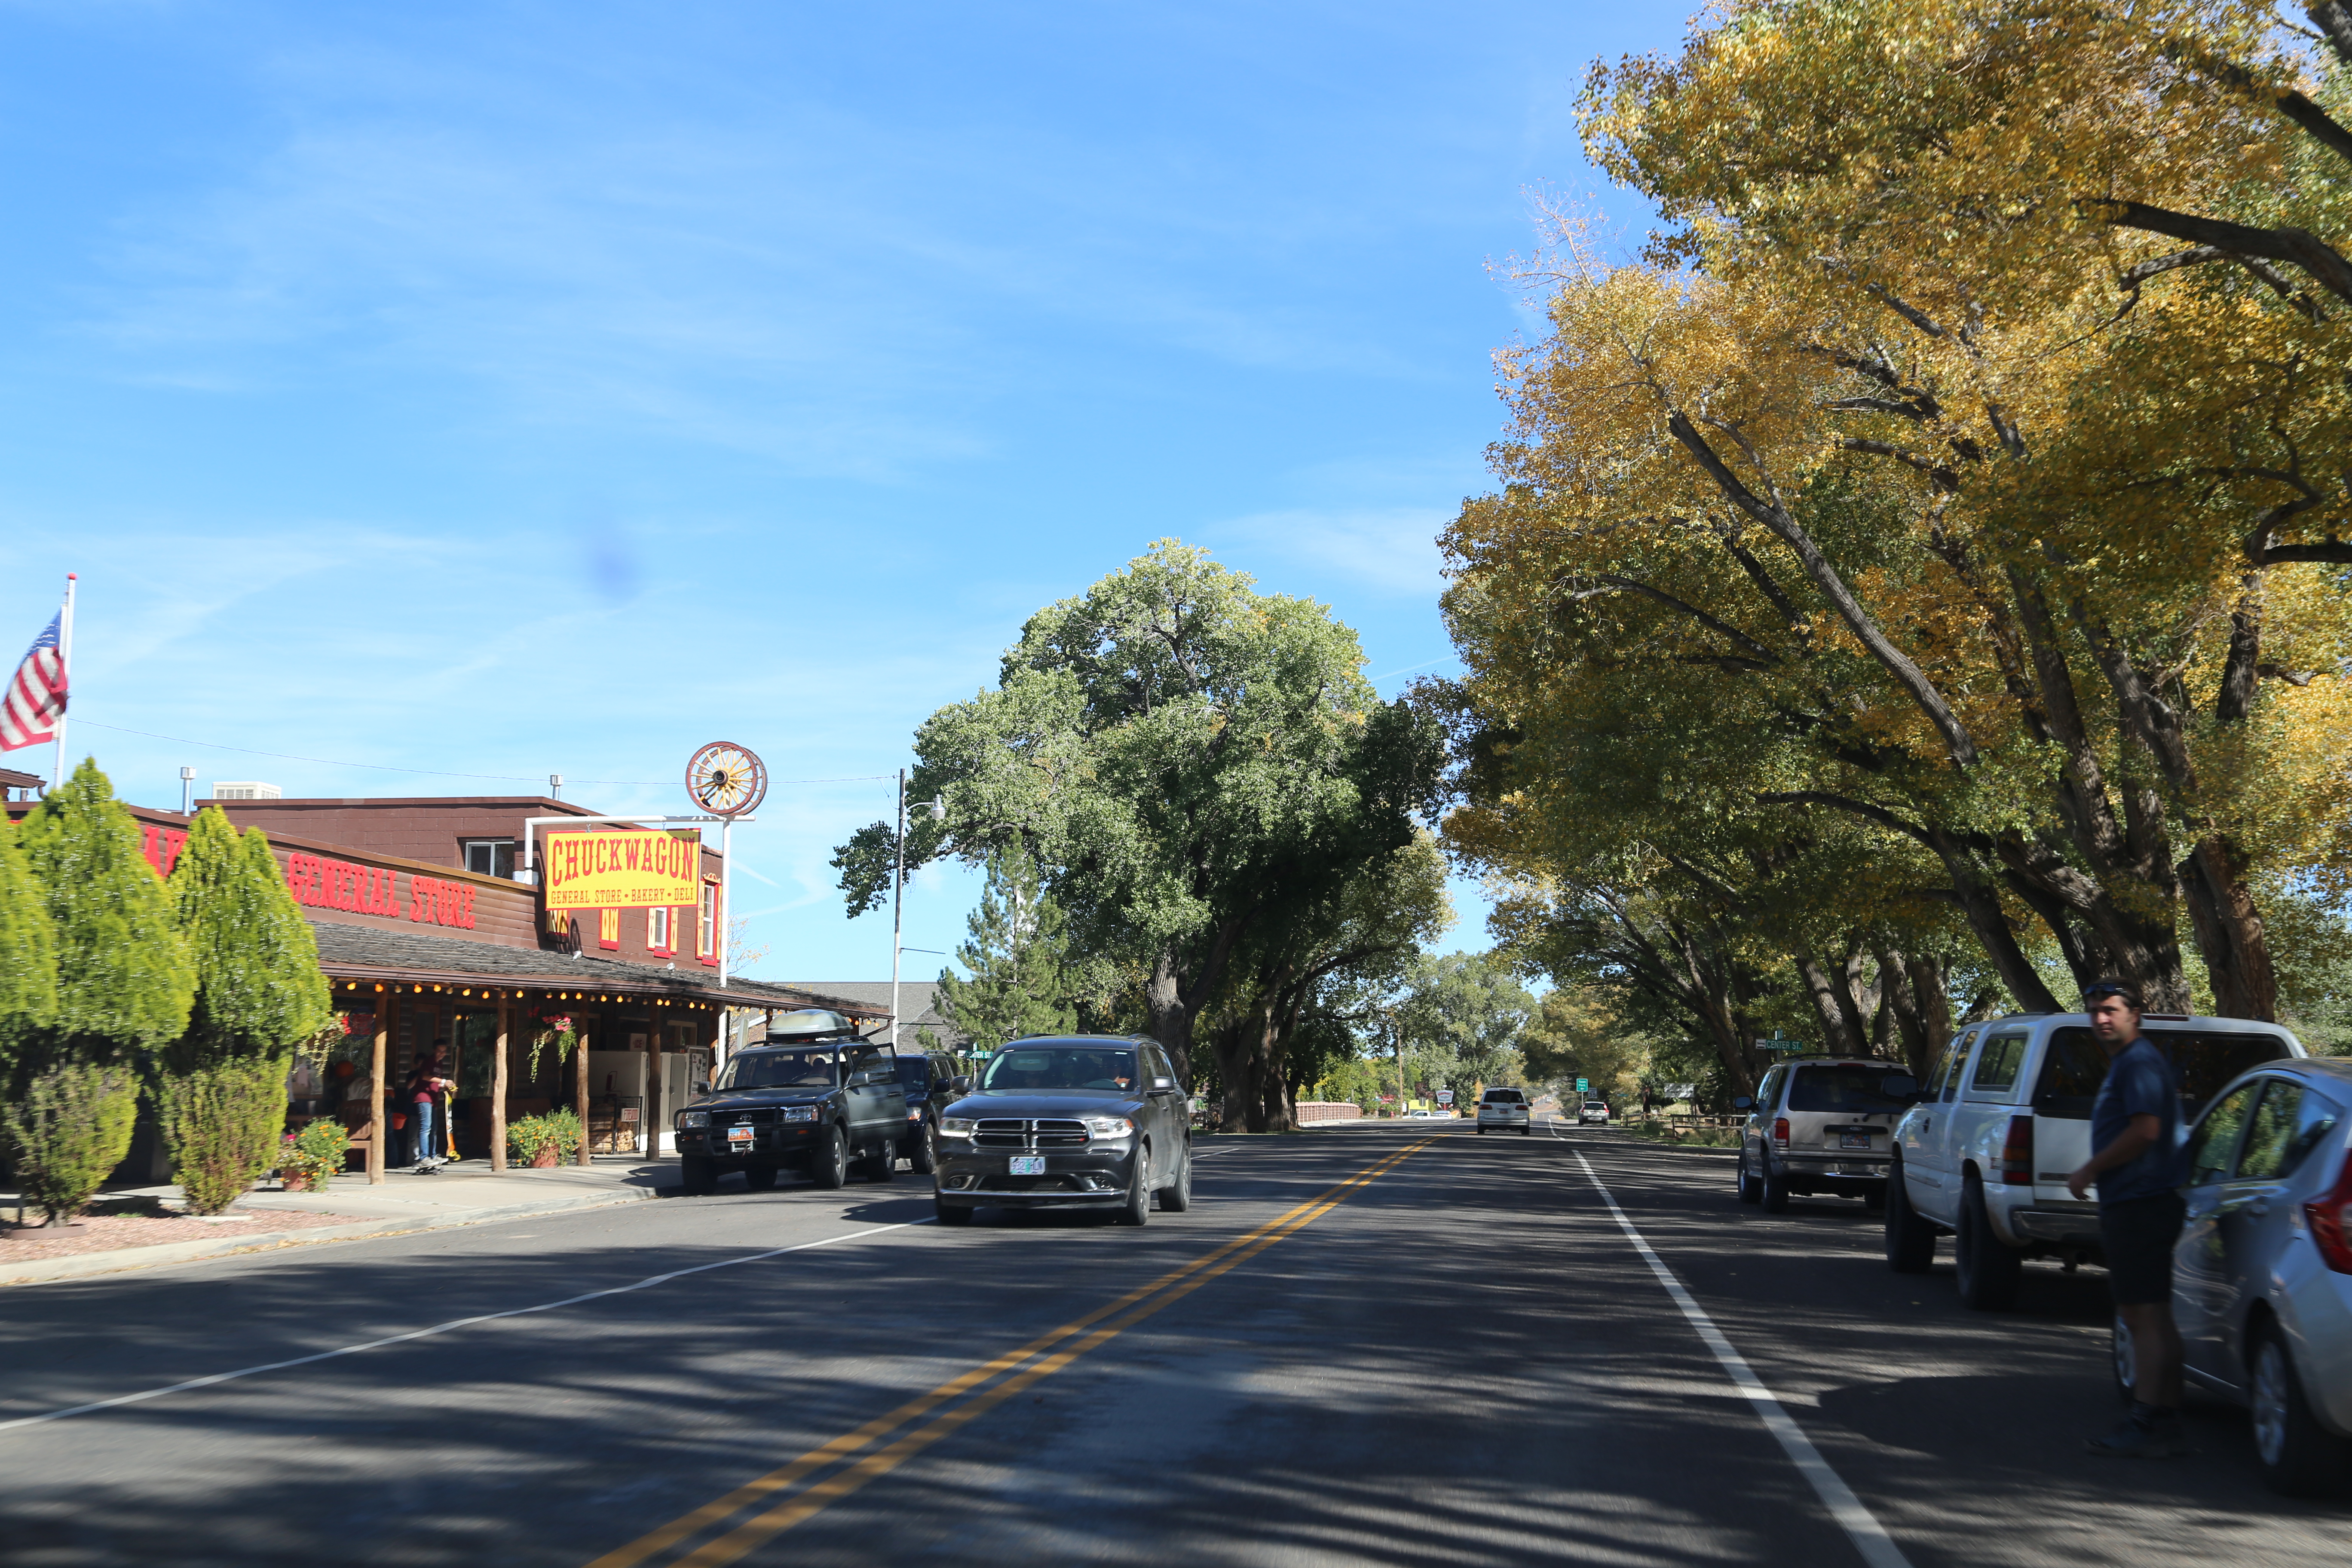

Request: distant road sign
left=1575, top=1078, right=1589, bottom=1093
left=1755, top=1036, right=1807, bottom=1053
left=1436, top=1089, right=1454, bottom=1105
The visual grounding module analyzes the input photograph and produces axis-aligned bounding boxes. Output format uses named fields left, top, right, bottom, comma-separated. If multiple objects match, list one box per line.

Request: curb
left=0, top=1183, right=665, bottom=1289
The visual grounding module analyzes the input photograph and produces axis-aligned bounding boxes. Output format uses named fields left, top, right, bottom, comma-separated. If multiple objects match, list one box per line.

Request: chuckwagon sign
left=541, top=827, right=700, bottom=910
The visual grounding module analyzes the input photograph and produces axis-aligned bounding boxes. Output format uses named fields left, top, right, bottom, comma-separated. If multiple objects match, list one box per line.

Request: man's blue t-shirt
left=2091, top=1037, right=2185, bottom=1202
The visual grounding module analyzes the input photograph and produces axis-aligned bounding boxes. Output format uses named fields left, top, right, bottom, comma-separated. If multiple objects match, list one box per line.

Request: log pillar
left=491, top=995, right=510, bottom=1173
left=645, top=1019, right=663, bottom=1161
left=575, top=1030, right=592, bottom=1167
left=367, top=992, right=393, bottom=1185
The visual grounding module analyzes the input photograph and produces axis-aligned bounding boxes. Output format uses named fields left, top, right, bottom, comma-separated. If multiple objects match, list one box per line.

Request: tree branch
left=2085, top=199, right=2352, bottom=305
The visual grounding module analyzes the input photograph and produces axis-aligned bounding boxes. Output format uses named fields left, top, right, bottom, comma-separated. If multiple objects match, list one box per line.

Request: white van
left=1883, top=1012, right=2304, bottom=1308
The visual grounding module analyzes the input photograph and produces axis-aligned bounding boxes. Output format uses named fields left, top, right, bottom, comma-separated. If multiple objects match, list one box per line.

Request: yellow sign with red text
left=542, top=828, right=700, bottom=910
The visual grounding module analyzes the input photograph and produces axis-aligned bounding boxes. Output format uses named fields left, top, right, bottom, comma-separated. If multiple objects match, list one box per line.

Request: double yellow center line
left=587, top=1136, right=1439, bottom=1568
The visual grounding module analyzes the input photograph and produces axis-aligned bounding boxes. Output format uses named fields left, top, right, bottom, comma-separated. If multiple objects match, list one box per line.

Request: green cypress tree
left=934, top=845, right=1078, bottom=1052
left=163, top=808, right=335, bottom=1212
left=8, top=760, right=194, bottom=1223
left=0, top=813, right=58, bottom=1083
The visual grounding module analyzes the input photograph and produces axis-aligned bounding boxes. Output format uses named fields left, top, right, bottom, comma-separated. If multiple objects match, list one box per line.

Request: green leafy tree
left=934, top=845, right=1079, bottom=1052
left=836, top=541, right=1442, bottom=1082
left=1394, top=952, right=1534, bottom=1103
left=10, top=760, right=194, bottom=1222
left=0, top=813, right=58, bottom=1081
left=162, top=809, right=335, bottom=1212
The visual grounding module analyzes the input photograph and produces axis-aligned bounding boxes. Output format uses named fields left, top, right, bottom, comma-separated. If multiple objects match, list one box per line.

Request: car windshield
left=716, top=1049, right=838, bottom=1090
left=2034, top=1026, right=2294, bottom=1121
left=1786, top=1064, right=1911, bottom=1114
left=980, top=1047, right=1137, bottom=1093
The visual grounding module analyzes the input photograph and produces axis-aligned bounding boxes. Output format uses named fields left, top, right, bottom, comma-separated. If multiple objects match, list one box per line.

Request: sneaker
left=2086, top=1408, right=2187, bottom=1458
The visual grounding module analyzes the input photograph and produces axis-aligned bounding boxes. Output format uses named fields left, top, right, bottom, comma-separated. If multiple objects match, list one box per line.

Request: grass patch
left=1626, top=1118, right=1742, bottom=1149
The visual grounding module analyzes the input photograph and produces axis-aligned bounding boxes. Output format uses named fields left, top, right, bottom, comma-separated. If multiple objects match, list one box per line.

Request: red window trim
left=598, top=908, right=620, bottom=952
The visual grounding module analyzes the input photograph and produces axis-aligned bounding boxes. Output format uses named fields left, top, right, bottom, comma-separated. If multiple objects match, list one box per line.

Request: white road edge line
left=0, top=1220, right=931, bottom=1436
left=1572, top=1151, right=1912, bottom=1568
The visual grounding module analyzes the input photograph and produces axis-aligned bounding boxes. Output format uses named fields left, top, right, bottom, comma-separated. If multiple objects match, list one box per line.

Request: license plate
left=1008, top=1155, right=1046, bottom=1176
left=1840, top=1132, right=1873, bottom=1149
left=727, top=1125, right=753, bottom=1145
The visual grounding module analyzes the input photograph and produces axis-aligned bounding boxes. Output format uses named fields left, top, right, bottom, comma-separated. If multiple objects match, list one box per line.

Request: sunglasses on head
left=2081, top=984, right=2137, bottom=1003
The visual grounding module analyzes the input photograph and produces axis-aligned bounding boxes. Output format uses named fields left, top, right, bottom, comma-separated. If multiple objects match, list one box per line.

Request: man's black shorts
left=2101, top=1190, right=2187, bottom=1306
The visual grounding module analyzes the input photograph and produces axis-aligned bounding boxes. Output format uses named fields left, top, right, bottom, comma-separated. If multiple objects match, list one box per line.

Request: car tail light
left=1772, top=1118, right=1790, bottom=1147
left=2304, top=1148, right=2352, bottom=1274
left=2000, top=1116, right=2033, bottom=1186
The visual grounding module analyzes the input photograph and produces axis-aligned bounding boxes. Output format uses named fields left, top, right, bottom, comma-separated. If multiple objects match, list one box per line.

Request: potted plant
left=508, top=1108, right=583, bottom=1169
left=277, top=1121, right=351, bottom=1192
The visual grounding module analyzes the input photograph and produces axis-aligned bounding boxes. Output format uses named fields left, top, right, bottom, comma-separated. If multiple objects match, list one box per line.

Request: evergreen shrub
left=164, top=1054, right=296, bottom=1213
left=5, top=1063, right=138, bottom=1224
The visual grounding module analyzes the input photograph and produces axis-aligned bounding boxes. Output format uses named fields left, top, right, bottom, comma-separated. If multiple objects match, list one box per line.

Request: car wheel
left=2253, top=1328, right=2348, bottom=1495
left=741, top=1164, right=778, bottom=1192
left=1156, top=1151, right=1193, bottom=1212
left=809, top=1124, right=848, bottom=1190
left=1760, top=1152, right=1791, bottom=1213
left=1520, top=1126, right=1531, bottom=1136
left=1736, top=1147, right=1763, bottom=1206
left=908, top=1119, right=938, bottom=1175
left=934, top=1196, right=974, bottom=1227
left=679, top=1156, right=717, bottom=1197
left=1116, top=1148, right=1151, bottom=1226
left=1954, top=1176, right=2021, bottom=1310
left=1476, top=1126, right=1486, bottom=1135
left=864, top=1141, right=896, bottom=1183
left=1883, top=1161, right=1937, bottom=1274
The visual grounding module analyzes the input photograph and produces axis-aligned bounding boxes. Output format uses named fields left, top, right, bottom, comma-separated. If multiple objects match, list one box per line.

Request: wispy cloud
left=1215, top=506, right=1449, bottom=596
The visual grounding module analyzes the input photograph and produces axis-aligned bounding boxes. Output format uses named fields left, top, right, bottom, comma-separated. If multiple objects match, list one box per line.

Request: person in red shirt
left=404, top=1043, right=454, bottom=1170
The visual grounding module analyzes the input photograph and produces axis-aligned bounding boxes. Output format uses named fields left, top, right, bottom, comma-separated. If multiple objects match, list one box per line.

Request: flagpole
left=49, top=574, right=74, bottom=794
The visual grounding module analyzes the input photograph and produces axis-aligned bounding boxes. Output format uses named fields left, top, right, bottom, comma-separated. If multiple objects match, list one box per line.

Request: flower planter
left=281, top=1173, right=316, bottom=1194
left=530, top=1147, right=559, bottom=1168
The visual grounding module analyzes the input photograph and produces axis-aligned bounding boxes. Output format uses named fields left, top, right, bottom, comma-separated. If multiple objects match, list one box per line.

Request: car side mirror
left=950, top=1075, right=972, bottom=1093
left=1732, top=1096, right=1754, bottom=1111
left=1880, top=1073, right=1919, bottom=1101
left=1152, top=1076, right=1176, bottom=1091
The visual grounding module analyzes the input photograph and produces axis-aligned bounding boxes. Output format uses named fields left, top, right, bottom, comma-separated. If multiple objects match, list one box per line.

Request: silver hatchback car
left=2118, top=1056, right=2352, bottom=1494
left=1736, top=1056, right=1917, bottom=1213
left=1476, top=1087, right=1531, bottom=1135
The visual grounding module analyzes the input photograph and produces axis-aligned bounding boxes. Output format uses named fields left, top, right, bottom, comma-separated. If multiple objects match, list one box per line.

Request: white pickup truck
left=1883, top=1011, right=2303, bottom=1309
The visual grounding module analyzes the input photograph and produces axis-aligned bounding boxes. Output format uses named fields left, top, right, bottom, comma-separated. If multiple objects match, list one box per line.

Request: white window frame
left=647, top=905, right=672, bottom=954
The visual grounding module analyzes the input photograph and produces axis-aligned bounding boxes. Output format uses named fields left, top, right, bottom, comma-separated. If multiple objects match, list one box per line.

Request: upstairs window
left=698, top=880, right=720, bottom=965
left=598, top=909, right=620, bottom=951
left=461, top=839, right=517, bottom=879
left=648, top=906, right=673, bottom=955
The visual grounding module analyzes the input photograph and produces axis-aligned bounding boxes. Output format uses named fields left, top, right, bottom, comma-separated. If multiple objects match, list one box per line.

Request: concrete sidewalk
left=0, top=1155, right=677, bottom=1289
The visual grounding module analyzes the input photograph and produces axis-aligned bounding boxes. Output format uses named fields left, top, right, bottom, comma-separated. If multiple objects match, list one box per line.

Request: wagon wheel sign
left=685, top=742, right=767, bottom=818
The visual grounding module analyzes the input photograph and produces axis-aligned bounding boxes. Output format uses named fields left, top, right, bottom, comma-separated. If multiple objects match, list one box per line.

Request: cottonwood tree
left=836, top=542, right=1442, bottom=1082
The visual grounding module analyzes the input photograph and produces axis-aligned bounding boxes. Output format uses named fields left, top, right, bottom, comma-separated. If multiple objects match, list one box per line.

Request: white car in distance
left=1477, top=1088, right=1531, bottom=1135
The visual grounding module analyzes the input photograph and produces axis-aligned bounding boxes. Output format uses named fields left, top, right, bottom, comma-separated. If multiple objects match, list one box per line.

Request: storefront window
left=454, top=1013, right=500, bottom=1097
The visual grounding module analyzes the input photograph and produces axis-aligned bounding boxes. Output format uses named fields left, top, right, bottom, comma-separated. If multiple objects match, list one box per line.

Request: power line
left=71, top=719, right=896, bottom=788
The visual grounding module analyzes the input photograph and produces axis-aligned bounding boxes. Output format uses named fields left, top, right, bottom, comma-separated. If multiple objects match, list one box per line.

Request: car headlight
left=778, top=1106, right=818, bottom=1123
left=940, top=1118, right=974, bottom=1137
left=1085, top=1116, right=1134, bottom=1138
left=679, top=1111, right=708, bottom=1128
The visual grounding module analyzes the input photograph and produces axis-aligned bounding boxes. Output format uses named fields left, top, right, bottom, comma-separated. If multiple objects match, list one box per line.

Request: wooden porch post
left=575, top=1029, right=592, bottom=1166
left=491, top=995, right=511, bottom=1173
left=645, top=1017, right=663, bottom=1162
left=368, top=992, right=392, bottom=1185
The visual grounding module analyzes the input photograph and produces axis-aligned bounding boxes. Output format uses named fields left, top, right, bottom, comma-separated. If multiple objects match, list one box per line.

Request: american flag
left=0, top=612, right=67, bottom=753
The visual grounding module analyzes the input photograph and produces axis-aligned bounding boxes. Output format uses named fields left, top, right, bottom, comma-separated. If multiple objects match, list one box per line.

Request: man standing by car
left=2067, top=980, right=2188, bottom=1457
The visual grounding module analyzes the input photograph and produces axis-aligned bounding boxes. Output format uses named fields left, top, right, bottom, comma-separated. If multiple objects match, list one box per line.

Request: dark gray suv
left=673, top=1035, right=907, bottom=1194
left=932, top=1036, right=1193, bottom=1226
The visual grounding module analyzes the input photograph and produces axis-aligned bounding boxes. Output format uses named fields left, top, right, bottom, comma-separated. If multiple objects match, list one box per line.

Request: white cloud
left=1214, top=505, right=1449, bottom=596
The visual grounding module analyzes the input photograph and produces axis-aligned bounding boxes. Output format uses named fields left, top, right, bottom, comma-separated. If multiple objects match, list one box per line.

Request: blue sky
left=0, top=1, right=1681, bottom=981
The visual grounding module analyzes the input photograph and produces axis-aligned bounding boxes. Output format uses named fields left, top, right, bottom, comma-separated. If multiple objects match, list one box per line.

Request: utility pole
left=890, top=769, right=906, bottom=1049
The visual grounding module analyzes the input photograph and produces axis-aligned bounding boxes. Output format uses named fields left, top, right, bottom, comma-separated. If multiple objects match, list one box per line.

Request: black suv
left=674, top=1034, right=907, bottom=1194
left=933, top=1035, right=1192, bottom=1226
left=894, top=1050, right=972, bottom=1175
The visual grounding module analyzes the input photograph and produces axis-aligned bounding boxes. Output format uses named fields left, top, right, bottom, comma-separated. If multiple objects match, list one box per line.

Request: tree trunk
left=1795, top=946, right=1865, bottom=1054
left=1208, top=1018, right=1256, bottom=1133
left=2181, top=836, right=2278, bottom=1020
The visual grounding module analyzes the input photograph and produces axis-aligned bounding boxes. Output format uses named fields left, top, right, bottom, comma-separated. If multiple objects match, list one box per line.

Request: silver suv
left=1735, top=1057, right=1916, bottom=1213
left=1476, top=1087, right=1531, bottom=1135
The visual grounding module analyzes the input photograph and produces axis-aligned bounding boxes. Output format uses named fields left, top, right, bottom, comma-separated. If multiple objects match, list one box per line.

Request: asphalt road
left=2, top=1121, right=2345, bottom=1567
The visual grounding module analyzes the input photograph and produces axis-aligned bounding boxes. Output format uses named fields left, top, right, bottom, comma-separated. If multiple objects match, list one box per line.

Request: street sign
left=1575, top=1078, right=1588, bottom=1093
left=1755, top=1035, right=1807, bottom=1053
left=1436, top=1089, right=1453, bottom=1105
